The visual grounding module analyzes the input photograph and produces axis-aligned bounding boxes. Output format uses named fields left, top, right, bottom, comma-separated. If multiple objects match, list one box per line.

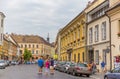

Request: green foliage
left=23, top=48, right=32, bottom=61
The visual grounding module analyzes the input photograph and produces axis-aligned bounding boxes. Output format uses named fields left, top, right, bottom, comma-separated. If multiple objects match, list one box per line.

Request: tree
left=23, top=48, right=32, bottom=62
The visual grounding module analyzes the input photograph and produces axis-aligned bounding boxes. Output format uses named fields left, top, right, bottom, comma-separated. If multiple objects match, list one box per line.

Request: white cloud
left=0, top=0, right=91, bottom=42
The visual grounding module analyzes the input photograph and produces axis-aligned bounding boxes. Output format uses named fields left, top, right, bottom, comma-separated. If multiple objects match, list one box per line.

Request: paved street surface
left=0, top=65, right=103, bottom=79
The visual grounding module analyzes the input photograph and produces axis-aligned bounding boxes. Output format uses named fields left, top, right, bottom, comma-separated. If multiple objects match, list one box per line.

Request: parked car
left=54, top=61, right=66, bottom=71
left=11, top=61, right=17, bottom=65
left=67, top=63, right=92, bottom=77
left=0, top=60, right=6, bottom=69
left=5, top=60, right=11, bottom=66
left=104, top=67, right=120, bottom=79
left=60, top=62, right=74, bottom=73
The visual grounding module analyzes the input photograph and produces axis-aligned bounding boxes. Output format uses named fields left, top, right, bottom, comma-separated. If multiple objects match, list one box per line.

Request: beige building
left=106, top=0, right=120, bottom=69
left=11, top=34, right=53, bottom=60
left=0, top=12, right=5, bottom=45
left=0, top=12, right=5, bottom=59
left=85, top=0, right=110, bottom=71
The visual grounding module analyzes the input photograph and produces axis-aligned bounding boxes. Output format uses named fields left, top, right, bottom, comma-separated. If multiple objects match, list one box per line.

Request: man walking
left=101, top=61, right=106, bottom=73
left=38, top=56, right=44, bottom=74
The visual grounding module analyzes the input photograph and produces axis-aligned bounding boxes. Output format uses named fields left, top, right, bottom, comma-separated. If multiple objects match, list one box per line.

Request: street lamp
left=106, top=44, right=115, bottom=71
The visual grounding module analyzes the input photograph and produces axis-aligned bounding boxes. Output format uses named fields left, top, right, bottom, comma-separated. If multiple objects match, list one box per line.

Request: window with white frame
left=89, top=27, right=93, bottom=43
left=103, top=49, right=107, bottom=65
left=101, top=21, right=106, bottom=40
left=95, top=25, right=99, bottom=42
left=95, top=50, right=99, bottom=65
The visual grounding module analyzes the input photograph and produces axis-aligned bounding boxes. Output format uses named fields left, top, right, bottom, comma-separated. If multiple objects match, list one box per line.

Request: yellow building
left=59, top=12, right=86, bottom=63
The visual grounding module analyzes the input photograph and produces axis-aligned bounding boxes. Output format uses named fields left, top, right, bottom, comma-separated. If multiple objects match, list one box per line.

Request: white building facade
left=85, top=0, right=111, bottom=71
left=0, top=12, right=5, bottom=45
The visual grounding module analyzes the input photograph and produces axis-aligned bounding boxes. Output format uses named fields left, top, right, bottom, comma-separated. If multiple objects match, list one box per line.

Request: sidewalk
left=91, top=73, right=105, bottom=79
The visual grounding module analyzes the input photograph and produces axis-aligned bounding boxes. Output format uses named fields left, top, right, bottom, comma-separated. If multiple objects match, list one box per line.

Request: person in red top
left=45, top=59, right=50, bottom=75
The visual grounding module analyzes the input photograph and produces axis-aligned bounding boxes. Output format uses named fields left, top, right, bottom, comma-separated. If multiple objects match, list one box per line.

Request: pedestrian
left=38, top=56, right=44, bottom=74
left=45, top=59, right=50, bottom=76
left=91, top=61, right=97, bottom=74
left=50, top=58, right=54, bottom=74
left=101, top=61, right=106, bottom=73
left=87, top=62, right=92, bottom=71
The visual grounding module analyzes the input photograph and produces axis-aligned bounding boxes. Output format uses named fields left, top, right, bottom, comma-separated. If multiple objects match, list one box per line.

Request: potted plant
left=117, top=32, right=120, bottom=37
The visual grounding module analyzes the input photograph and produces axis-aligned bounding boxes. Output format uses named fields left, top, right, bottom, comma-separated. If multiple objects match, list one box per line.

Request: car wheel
left=104, top=76, right=108, bottom=79
left=86, top=74, right=90, bottom=77
left=72, top=71, right=77, bottom=76
left=67, top=70, right=70, bottom=74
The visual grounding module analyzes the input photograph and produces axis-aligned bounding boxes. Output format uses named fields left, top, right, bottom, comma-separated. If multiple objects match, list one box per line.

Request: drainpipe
left=106, top=13, right=112, bottom=71
left=85, top=13, right=88, bottom=63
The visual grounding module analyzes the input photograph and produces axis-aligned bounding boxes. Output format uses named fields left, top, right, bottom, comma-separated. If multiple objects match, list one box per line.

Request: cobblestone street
left=0, top=65, right=102, bottom=79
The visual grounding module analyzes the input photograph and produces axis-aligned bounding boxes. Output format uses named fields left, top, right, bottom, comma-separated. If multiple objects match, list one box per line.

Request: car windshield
left=77, top=63, right=88, bottom=67
left=0, top=60, right=5, bottom=63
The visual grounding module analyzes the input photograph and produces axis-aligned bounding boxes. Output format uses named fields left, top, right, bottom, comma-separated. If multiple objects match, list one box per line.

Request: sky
left=0, top=0, right=92, bottom=43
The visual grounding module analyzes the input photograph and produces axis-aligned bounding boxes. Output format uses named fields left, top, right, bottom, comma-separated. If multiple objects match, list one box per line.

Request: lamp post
left=106, top=44, right=115, bottom=71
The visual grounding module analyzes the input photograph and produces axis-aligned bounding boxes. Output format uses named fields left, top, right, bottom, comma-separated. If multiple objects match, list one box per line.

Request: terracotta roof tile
left=11, top=34, right=52, bottom=46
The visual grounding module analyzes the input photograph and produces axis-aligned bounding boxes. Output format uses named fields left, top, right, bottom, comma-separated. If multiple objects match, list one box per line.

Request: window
left=95, top=50, right=99, bottom=65
left=78, top=29, right=80, bottom=39
left=36, top=50, right=38, bottom=54
left=29, top=44, right=31, bottom=48
left=32, top=50, right=34, bottom=54
left=78, top=53, right=80, bottom=62
left=21, top=44, right=23, bottom=48
left=1, top=19, right=3, bottom=27
left=74, top=32, right=76, bottom=41
left=89, top=28, right=93, bottom=43
left=119, top=45, right=120, bottom=51
left=36, top=45, right=39, bottom=48
left=118, top=20, right=120, bottom=33
left=82, top=26, right=85, bottom=37
left=95, top=25, right=99, bottom=42
left=103, top=49, right=107, bottom=65
left=74, top=54, right=76, bottom=62
left=20, top=50, right=22, bottom=54
left=91, top=5, right=109, bottom=21
left=0, top=33, right=3, bottom=41
left=82, top=52, right=84, bottom=62
left=25, top=44, right=27, bottom=48
left=101, top=21, right=106, bottom=40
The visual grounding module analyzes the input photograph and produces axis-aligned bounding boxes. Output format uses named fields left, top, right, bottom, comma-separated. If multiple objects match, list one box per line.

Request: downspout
left=85, top=13, right=88, bottom=63
left=106, top=13, right=112, bottom=71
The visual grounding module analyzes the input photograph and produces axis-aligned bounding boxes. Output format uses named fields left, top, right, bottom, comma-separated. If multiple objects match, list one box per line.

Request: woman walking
left=44, top=59, right=50, bottom=76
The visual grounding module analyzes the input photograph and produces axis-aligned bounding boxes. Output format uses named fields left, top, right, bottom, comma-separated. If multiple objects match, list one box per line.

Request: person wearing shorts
left=50, top=58, right=54, bottom=74
left=45, top=59, right=50, bottom=75
left=38, top=56, right=44, bottom=73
